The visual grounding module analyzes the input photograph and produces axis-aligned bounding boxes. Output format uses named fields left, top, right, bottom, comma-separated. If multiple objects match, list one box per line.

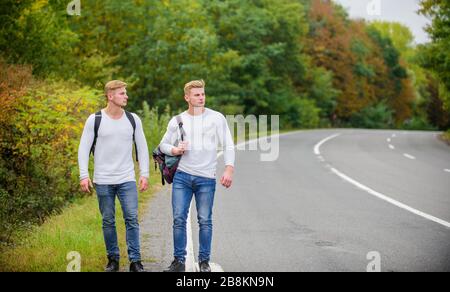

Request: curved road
left=200, top=129, right=450, bottom=272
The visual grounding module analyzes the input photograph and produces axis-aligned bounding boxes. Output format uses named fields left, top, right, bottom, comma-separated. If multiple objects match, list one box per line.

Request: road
left=143, top=129, right=450, bottom=272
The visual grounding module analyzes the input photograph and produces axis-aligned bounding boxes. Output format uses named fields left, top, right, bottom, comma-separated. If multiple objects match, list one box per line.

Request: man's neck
left=187, top=106, right=205, bottom=116
left=105, top=103, right=124, bottom=119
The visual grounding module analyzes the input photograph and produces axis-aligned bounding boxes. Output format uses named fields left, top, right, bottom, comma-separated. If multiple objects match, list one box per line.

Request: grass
left=0, top=171, right=162, bottom=272
left=441, top=130, right=450, bottom=145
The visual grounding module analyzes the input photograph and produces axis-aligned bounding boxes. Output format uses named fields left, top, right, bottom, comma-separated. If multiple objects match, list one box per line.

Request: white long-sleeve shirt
left=159, top=108, right=235, bottom=179
left=78, top=109, right=149, bottom=184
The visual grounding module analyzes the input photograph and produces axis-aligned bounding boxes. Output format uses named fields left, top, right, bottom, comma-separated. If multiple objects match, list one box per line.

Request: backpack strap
left=175, top=115, right=186, bottom=141
left=125, top=111, right=138, bottom=162
left=90, top=111, right=102, bottom=156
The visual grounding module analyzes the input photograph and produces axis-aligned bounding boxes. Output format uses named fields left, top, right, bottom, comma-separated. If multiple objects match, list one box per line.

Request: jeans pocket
left=95, top=184, right=112, bottom=196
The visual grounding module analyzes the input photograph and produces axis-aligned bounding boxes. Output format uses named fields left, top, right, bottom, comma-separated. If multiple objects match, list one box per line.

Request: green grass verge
left=0, top=171, right=161, bottom=272
left=442, top=130, right=450, bottom=145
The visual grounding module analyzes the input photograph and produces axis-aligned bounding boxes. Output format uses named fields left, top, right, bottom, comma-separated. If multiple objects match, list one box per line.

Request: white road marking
left=403, top=153, right=416, bottom=160
left=387, top=138, right=391, bottom=143
left=186, top=203, right=196, bottom=272
left=210, top=263, right=224, bottom=272
left=392, top=134, right=396, bottom=138
left=313, top=133, right=341, bottom=155
left=389, top=144, right=395, bottom=150
left=217, top=130, right=306, bottom=159
left=444, top=169, right=450, bottom=173
left=330, top=167, right=450, bottom=228
left=314, top=133, right=450, bottom=229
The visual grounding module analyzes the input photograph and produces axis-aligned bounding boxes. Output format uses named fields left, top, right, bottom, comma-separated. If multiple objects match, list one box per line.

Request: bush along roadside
left=440, top=130, right=450, bottom=146
left=0, top=171, right=161, bottom=272
left=0, top=79, right=102, bottom=244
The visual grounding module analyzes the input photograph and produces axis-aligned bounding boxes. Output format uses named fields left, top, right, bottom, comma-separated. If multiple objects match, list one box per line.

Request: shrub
left=138, top=101, right=172, bottom=154
left=285, top=98, right=321, bottom=129
left=402, top=116, right=437, bottom=131
left=0, top=80, right=102, bottom=243
left=349, top=102, right=394, bottom=129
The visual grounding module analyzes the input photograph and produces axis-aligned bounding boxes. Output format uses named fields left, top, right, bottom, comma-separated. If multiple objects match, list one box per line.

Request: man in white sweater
left=160, top=80, right=235, bottom=272
left=78, top=80, right=149, bottom=272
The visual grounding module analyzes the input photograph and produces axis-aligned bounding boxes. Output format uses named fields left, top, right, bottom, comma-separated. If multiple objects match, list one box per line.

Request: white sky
left=333, top=0, right=431, bottom=44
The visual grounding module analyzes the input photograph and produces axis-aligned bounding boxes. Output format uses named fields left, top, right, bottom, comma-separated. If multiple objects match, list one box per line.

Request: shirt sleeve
left=159, top=117, right=178, bottom=155
left=133, top=114, right=150, bottom=178
left=78, top=114, right=95, bottom=181
left=218, top=114, right=235, bottom=167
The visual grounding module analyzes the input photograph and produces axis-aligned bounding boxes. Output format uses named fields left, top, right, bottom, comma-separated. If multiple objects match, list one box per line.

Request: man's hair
left=184, top=79, right=205, bottom=95
left=105, top=80, right=127, bottom=99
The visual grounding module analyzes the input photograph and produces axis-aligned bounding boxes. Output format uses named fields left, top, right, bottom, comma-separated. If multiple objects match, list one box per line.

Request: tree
left=369, top=21, right=415, bottom=61
left=418, top=0, right=450, bottom=111
left=203, top=0, right=312, bottom=124
left=0, top=0, right=78, bottom=77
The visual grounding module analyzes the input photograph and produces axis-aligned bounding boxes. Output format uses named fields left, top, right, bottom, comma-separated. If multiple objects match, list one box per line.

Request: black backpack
left=89, top=110, right=139, bottom=161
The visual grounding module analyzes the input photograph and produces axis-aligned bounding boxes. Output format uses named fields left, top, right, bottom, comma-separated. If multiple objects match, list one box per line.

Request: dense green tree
left=418, top=0, right=450, bottom=132
left=122, top=0, right=240, bottom=112
left=419, top=0, right=450, bottom=97
left=0, top=0, right=78, bottom=77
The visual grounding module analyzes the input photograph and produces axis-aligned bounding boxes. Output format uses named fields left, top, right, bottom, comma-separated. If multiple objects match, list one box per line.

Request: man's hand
left=220, top=166, right=234, bottom=188
left=80, top=178, right=94, bottom=193
left=172, top=141, right=188, bottom=156
left=139, top=176, right=149, bottom=192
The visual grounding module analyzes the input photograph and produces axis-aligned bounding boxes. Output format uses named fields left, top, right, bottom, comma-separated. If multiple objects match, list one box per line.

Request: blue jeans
left=172, top=171, right=216, bottom=263
left=94, top=181, right=141, bottom=262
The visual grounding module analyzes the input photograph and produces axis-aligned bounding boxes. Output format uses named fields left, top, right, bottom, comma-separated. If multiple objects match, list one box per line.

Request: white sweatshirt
left=159, top=108, right=235, bottom=179
left=78, top=109, right=149, bottom=184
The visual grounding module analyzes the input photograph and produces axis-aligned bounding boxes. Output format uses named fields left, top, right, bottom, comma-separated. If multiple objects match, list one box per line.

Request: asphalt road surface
left=143, top=129, right=450, bottom=272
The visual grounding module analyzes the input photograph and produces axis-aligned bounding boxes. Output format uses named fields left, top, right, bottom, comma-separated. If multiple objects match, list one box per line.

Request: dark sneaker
left=199, top=261, right=211, bottom=272
left=164, top=258, right=185, bottom=272
left=130, top=261, right=145, bottom=272
left=105, top=257, right=120, bottom=272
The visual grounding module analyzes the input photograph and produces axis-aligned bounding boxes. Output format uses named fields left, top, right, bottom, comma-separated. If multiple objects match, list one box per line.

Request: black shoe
left=199, top=260, right=211, bottom=272
left=130, top=261, right=145, bottom=272
left=164, top=258, right=185, bottom=272
left=105, top=257, right=120, bottom=272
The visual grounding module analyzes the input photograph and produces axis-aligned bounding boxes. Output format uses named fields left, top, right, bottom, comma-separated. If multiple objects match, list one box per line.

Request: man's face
left=108, top=87, right=128, bottom=107
left=185, top=87, right=205, bottom=108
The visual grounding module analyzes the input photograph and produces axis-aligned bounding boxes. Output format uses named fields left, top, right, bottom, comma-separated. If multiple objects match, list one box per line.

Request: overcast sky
left=333, top=0, right=431, bottom=44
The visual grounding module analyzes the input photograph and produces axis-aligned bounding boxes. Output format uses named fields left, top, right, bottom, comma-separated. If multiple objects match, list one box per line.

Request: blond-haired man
left=78, top=80, right=149, bottom=272
left=159, top=80, right=235, bottom=272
